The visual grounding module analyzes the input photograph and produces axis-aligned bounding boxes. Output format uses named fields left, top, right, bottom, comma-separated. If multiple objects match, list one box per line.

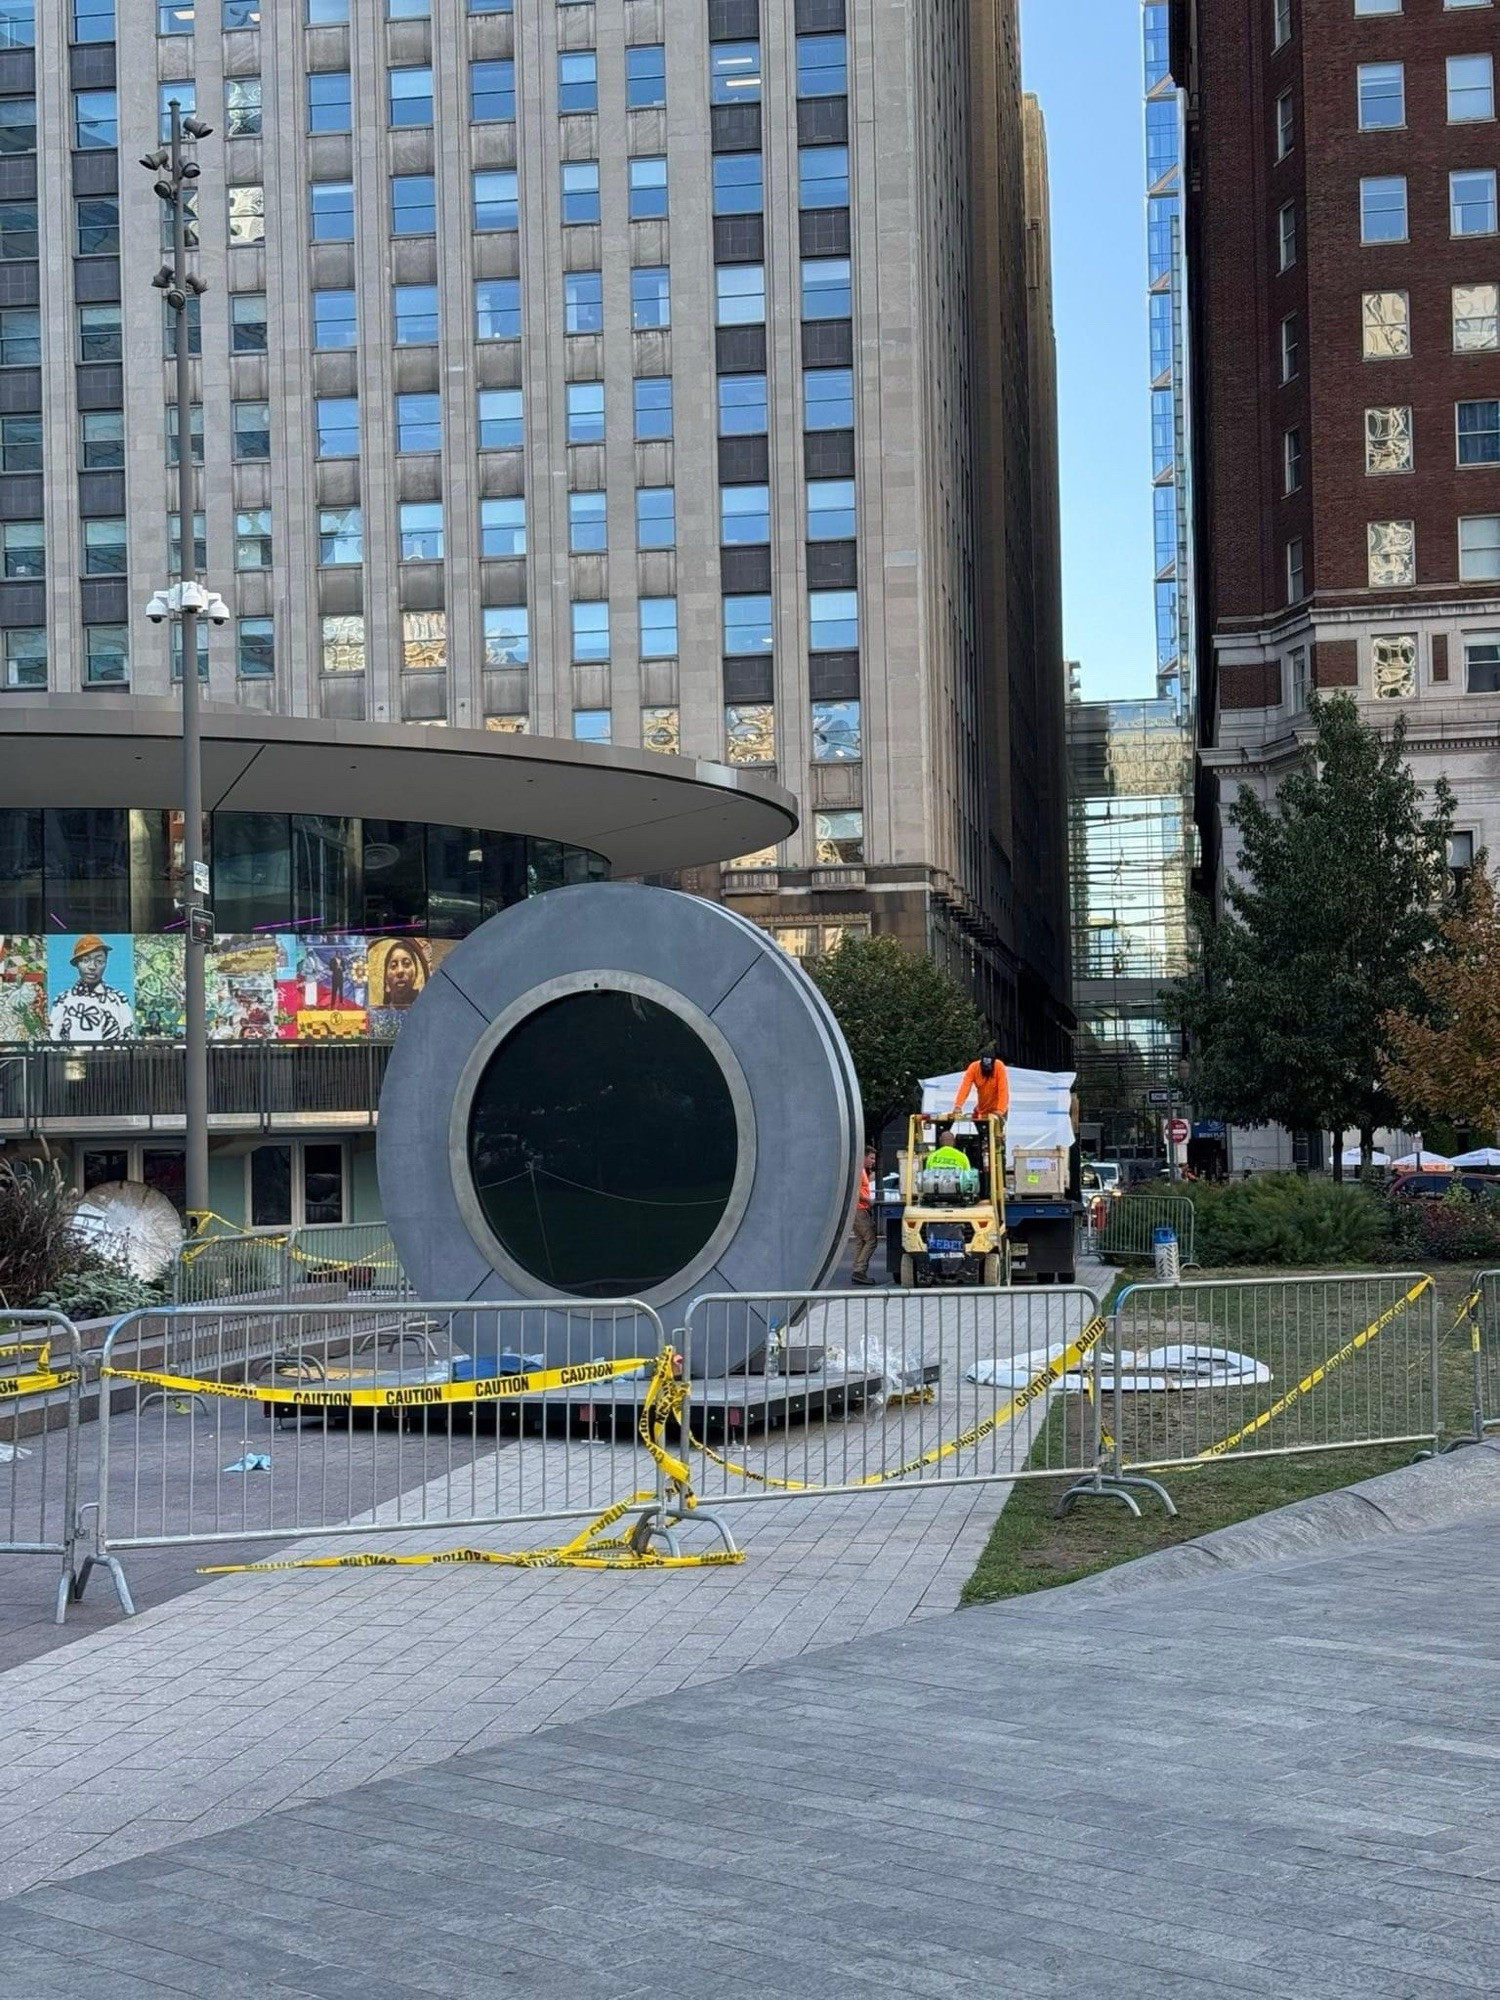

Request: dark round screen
left=465, top=989, right=739, bottom=1296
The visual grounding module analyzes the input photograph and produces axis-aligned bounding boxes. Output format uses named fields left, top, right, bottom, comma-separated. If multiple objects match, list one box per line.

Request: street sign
left=1166, top=1117, right=1190, bottom=1145
left=1146, top=1088, right=1172, bottom=1108
left=192, top=861, right=210, bottom=896
left=187, top=905, right=214, bottom=945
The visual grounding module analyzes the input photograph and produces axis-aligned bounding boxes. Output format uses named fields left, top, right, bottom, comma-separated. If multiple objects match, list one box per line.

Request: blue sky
left=1020, top=0, right=1156, bottom=703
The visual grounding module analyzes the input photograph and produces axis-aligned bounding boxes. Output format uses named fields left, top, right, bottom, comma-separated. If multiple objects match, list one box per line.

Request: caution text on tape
left=103, top=1353, right=652, bottom=1411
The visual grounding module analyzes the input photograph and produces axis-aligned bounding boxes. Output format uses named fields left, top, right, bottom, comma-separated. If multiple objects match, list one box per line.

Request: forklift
left=897, top=1112, right=1009, bottom=1288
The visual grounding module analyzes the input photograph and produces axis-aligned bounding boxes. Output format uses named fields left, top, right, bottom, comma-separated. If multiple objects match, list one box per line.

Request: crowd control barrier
left=74, top=1298, right=724, bottom=1613
left=1099, top=1193, right=1198, bottom=1269
left=0, top=1310, right=84, bottom=1624
left=172, top=1221, right=410, bottom=1306
left=1459, top=1273, right=1500, bottom=1441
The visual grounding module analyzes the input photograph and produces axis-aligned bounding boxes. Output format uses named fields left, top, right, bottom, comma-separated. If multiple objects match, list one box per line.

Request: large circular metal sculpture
left=377, top=883, right=862, bottom=1359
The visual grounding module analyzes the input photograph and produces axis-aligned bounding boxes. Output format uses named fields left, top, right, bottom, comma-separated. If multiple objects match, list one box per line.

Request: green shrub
left=34, top=1266, right=165, bottom=1323
left=1385, top=1182, right=1500, bottom=1264
left=1177, top=1174, right=1389, bottom=1268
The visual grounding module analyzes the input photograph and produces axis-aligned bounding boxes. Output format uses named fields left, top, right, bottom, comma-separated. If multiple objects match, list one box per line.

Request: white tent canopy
left=1391, top=1150, right=1453, bottom=1170
left=1450, top=1147, right=1500, bottom=1168
left=1340, top=1147, right=1390, bottom=1167
left=920, top=1068, right=1075, bottom=1159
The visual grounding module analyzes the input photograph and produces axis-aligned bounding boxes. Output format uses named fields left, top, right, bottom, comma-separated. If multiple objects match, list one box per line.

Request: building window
left=0, top=304, right=38, bottom=364
left=238, top=617, right=274, bottom=679
left=716, top=264, right=766, bottom=325
left=802, top=257, right=852, bottom=319
left=82, top=518, right=126, bottom=575
left=569, top=491, right=607, bottom=553
left=634, top=377, right=672, bottom=440
left=1275, top=91, right=1293, bottom=160
left=573, top=710, right=610, bottom=744
left=1362, top=290, right=1410, bottom=358
left=807, top=477, right=856, bottom=539
left=479, top=497, right=525, bottom=557
left=73, top=88, right=116, bottom=149
left=1367, top=519, right=1415, bottom=587
left=640, top=596, right=677, bottom=658
left=710, top=41, right=761, bottom=104
left=1285, top=536, right=1305, bottom=602
left=312, top=289, right=357, bottom=350
left=720, top=374, right=768, bottom=435
left=804, top=367, right=853, bottom=428
left=558, top=51, right=597, bottom=113
left=167, top=512, right=206, bottom=576
left=0, top=412, right=39, bottom=472
left=394, top=392, right=440, bottom=454
left=714, top=153, right=763, bottom=215
left=166, top=403, right=204, bottom=465
left=477, top=387, right=523, bottom=449
left=308, top=72, right=351, bottom=133
left=389, top=65, right=434, bottom=127
left=399, top=501, right=443, bottom=560
left=392, top=174, right=437, bottom=235
left=314, top=396, right=359, bottom=458
left=635, top=485, right=675, bottom=548
left=561, top=160, right=600, bottom=225
left=796, top=33, right=846, bottom=97
left=631, top=267, right=670, bottom=329
left=79, top=410, right=124, bottom=469
left=724, top=594, right=773, bottom=653
left=482, top=605, right=528, bottom=667
left=799, top=144, right=849, bottom=210
left=392, top=284, right=437, bottom=345
left=627, top=45, right=665, bottom=109
left=1452, top=169, right=1498, bottom=236
left=721, top=485, right=770, bottom=544
left=629, top=157, right=668, bottom=220
left=225, top=77, right=262, bottom=135
left=171, top=620, right=209, bottom=686
left=235, top=510, right=273, bottom=569
left=84, top=624, right=128, bottom=685
left=1354, top=0, right=1401, bottom=12
left=1458, top=399, right=1500, bottom=465
left=1357, top=62, right=1404, bottom=130
left=1455, top=283, right=1500, bottom=352
left=74, top=197, right=113, bottom=255
left=1460, top=515, right=1500, bottom=580
left=1278, top=313, right=1298, bottom=383
left=809, top=589, right=857, bottom=649
left=725, top=704, right=774, bottom=763
left=2, top=624, right=44, bottom=688
left=1465, top=634, right=1500, bottom=692
left=1272, top=0, right=1291, bottom=46
left=227, top=184, right=265, bottom=245
left=811, top=699, right=861, bottom=762
left=321, top=614, right=365, bottom=673
left=472, top=59, right=515, bottom=121
left=565, top=271, right=603, bottom=333
left=401, top=609, right=445, bottom=669
left=1365, top=406, right=1413, bottom=473
left=814, top=810, right=863, bottom=865
left=310, top=181, right=355, bottom=240
left=1447, top=53, right=1494, bottom=122
left=475, top=278, right=520, bottom=340
left=566, top=380, right=605, bottom=442
left=571, top=601, right=609, bottom=662
left=223, top=0, right=261, bottom=24
left=1361, top=176, right=1407, bottom=244
left=641, top=706, right=679, bottom=754
left=73, top=0, right=115, bottom=41
left=231, top=400, right=270, bottom=460
left=1277, top=200, right=1297, bottom=268
left=231, top=293, right=268, bottom=353
left=158, top=81, right=193, bottom=141
left=317, top=506, right=362, bottom=565
left=1281, top=427, right=1302, bottom=494
left=1288, top=645, right=1309, bottom=710
left=1371, top=632, right=1416, bottom=699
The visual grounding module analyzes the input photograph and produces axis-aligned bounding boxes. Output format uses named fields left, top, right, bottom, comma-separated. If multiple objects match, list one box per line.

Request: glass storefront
left=0, top=808, right=607, bottom=1045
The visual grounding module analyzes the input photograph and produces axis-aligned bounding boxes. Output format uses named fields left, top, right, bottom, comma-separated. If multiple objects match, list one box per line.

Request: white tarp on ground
left=966, top=1344, right=1272, bottom=1394
left=921, top=1068, right=1075, bottom=1158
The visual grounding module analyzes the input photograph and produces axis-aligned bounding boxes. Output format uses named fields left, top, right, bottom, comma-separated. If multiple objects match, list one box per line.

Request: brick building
left=1171, top=0, right=1500, bottom=894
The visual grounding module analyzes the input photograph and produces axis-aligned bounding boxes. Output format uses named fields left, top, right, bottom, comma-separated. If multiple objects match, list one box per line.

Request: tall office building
left=0, top=0, right=1070, bottom=1066
left=1171, top=0, right=1500, bottom=896
left=1144, top=0, right=1195, bottom=715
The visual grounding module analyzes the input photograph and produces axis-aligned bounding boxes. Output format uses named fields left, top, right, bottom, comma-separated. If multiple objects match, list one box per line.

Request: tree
left=1166, top=695, right=1454, bottom=1174
left=807, top=933, right=987, bottom=1144
left=1381, top=864, right=1500, bottom=1135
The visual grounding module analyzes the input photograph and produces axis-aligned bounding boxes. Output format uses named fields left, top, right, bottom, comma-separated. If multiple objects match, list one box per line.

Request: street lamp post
left=142, top=102, right=221, bottom=1225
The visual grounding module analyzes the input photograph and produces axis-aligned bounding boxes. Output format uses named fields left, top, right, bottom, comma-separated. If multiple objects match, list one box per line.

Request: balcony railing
left=0, top=1041, right=391, bottom=1132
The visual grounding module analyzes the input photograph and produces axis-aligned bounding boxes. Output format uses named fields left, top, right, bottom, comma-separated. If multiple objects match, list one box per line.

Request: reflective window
left=476, top=278, right=520, bottom=340
left=228, top=184, right=265, bottom=245
left=472, top=60, right=515, bottom=120
left=1357, top=61, right=1404, bottom=130
left=73, top=88, right=116, bottom=148
left=0, top=305, right=38, bottom=364
left=310, top=181, right=355, bottom=240
left=814, top=809, right=863, bottom=864
left=803, top=368, right=852, bottom=429
left=724, top=594, right=773, bottom=653
left=640, top=597, right=677, bottom=658
left=2, top=624, right=43, bottom=689
left=714, top=154, right=763, bottom=215
left=635, top=485, right=675, bottom=548
left=720, top=374, right=768, bottom=434
left=1455, top=284, right=1500, bottom=352
left=478, top=387, right=523, bottom=449
left=566, top=380, right=605, bottom=442
left=710, top=41, right=761, bottom=104
left=1460, top=515, right=1500, bottom=580
left=391, top=174, right=436, bottom=234
left=399, top=501, right=443, bottom=561
left=225, top=77, right=262, bottom=135
left=394, top=284, right=438, bottom=344
left=573, top=709, right=611, bottom=743
left=308, top=72, right=352, bottom=133
left=1452, top=169, right=1499, bottom=236
left=807, top=477, right=856, bottom=539
left=389, top=65, right=434, bottom=126
left=558, top=51, right=597, bottom=112
left=80, top=410, right=124, bottom=469
left=571, top=600, right=609, bottom=661
left=725, top=704, right=774, bottom=764
left=716, top=264, right=765, bottom=325
left=314, top=395, right=359, bottom=458
left=1361, top=176, right=1407, bottom=243
left=721, top=485, right=770, bottom=544
left=796, top=33, right=846, bottom=97
left=1457, top=399, right=1500, bottom=465
left=629, top=156, right=668, bottom=220
left=238, top=617, right=274, bottom=679
left=402, top=610, right=445, bottom=670
left=809, top=588, right=858, bottom=649
left=232, top=400, right=270, bottom=460
left=801, top=258, right=852, bottom=318
left=231, top=293, right=268, bottom=352
left=634, top=377, right=672, bottom=439
left=632, top=267, right=670, bottom=329
left=565, top=271, right=603, bottom=333
left=561, top=160, right=600, bottom=225
left=82, top=518, right=127, bottom=575
left=235, top=509, right=273, bottom=570
left=799, top=145, right=848, bottom=209
left=395, top=392, right=441, bottom=453
left=318, top=506, right=362, bottom=565
left=1362, top=290, right=1409, bottom=359
left=811, top=698, right=861, bottom=762
left=480, top=497, right=526, bottom=557
left=0, top=411, right=39, bottom=472
left=627, top=45, right=665, bottom=108
left=321, top=613, right=365, bottom=672
left=482, top=605, right=528, bottom=667
left=312, top=289, right=357, bottom=349
left=1448, top=53, right=1494, bottom=122
left=569, top=490, right=607, bottom=553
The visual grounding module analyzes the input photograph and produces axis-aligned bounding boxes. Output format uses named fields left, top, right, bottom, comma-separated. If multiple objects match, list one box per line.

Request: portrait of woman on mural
left=368, top=937, right=430, bottom=1011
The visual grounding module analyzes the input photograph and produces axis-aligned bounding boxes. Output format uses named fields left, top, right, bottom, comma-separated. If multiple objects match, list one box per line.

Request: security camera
left=204, top=594, right=231, bottom=627
left=145, top=591, right=172, bottom=624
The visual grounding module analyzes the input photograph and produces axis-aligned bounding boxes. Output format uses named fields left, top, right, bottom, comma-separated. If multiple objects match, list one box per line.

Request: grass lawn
left=961, top=1261, right=1488, bottom=1607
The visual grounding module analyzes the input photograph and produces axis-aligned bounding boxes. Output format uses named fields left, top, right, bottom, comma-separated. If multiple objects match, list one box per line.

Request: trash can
left=1152, top=1224, right=1180, bottom=1282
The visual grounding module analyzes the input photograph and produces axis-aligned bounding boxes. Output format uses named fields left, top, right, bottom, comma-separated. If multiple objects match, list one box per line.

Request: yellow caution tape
left=689, top=1314, right=1109, bottom=1493
left=197, top=1348, right=746, bottom=1577
left=103, top=1354, right=652, bottom=1411
left=1197, top=1277, right=1431, bottom=1460
left=0, top=1368, right=77, bottom=1400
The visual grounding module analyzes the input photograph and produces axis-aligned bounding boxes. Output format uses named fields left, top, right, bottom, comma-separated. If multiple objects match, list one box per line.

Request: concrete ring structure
left=377, top=882, right=862, bottom=1357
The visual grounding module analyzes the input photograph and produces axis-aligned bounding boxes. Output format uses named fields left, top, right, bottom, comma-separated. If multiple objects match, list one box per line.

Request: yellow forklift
left=897, top=1113, right=1009, bottom=1288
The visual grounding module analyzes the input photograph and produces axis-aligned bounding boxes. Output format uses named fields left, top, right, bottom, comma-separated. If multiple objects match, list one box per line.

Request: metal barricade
left=1099, top=1193, right=1198, bottom=1268
left=1467, top=1271, right=1500, bottom=1437
left=288, top=1222, right=410, bottom=1299
left=173, top=1230, right=293, bottom=1306
left=1107, top=1272, right=1439, bottom=1482
left=675, top=1285, right=1114, bottom=1506
left=77, top=1298, right=677, bottom=1615
left=0, top=1311, right=84, bottom=1624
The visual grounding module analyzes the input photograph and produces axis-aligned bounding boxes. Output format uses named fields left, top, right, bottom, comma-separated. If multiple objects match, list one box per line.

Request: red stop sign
left=1167, top=1118, right=1190, bottom=1144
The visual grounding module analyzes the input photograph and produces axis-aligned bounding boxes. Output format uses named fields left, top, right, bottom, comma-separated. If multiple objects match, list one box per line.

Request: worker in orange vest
left=951, top=1053, right=1009, bottom=1122
left=850, top=1145, right=878, bottom=1284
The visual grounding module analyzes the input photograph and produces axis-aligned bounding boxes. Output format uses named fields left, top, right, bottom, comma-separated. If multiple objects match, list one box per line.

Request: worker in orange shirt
left=850, top=1145, right=878, bottom=1285
left=951, top=1052, right=1009, bottom=1123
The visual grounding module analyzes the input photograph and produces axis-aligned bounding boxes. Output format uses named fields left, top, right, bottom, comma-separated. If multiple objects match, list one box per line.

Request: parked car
left=1082, top=1161, right=1122, bottom=1199
left=1387, top=1171, right=1500, bottom=1202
